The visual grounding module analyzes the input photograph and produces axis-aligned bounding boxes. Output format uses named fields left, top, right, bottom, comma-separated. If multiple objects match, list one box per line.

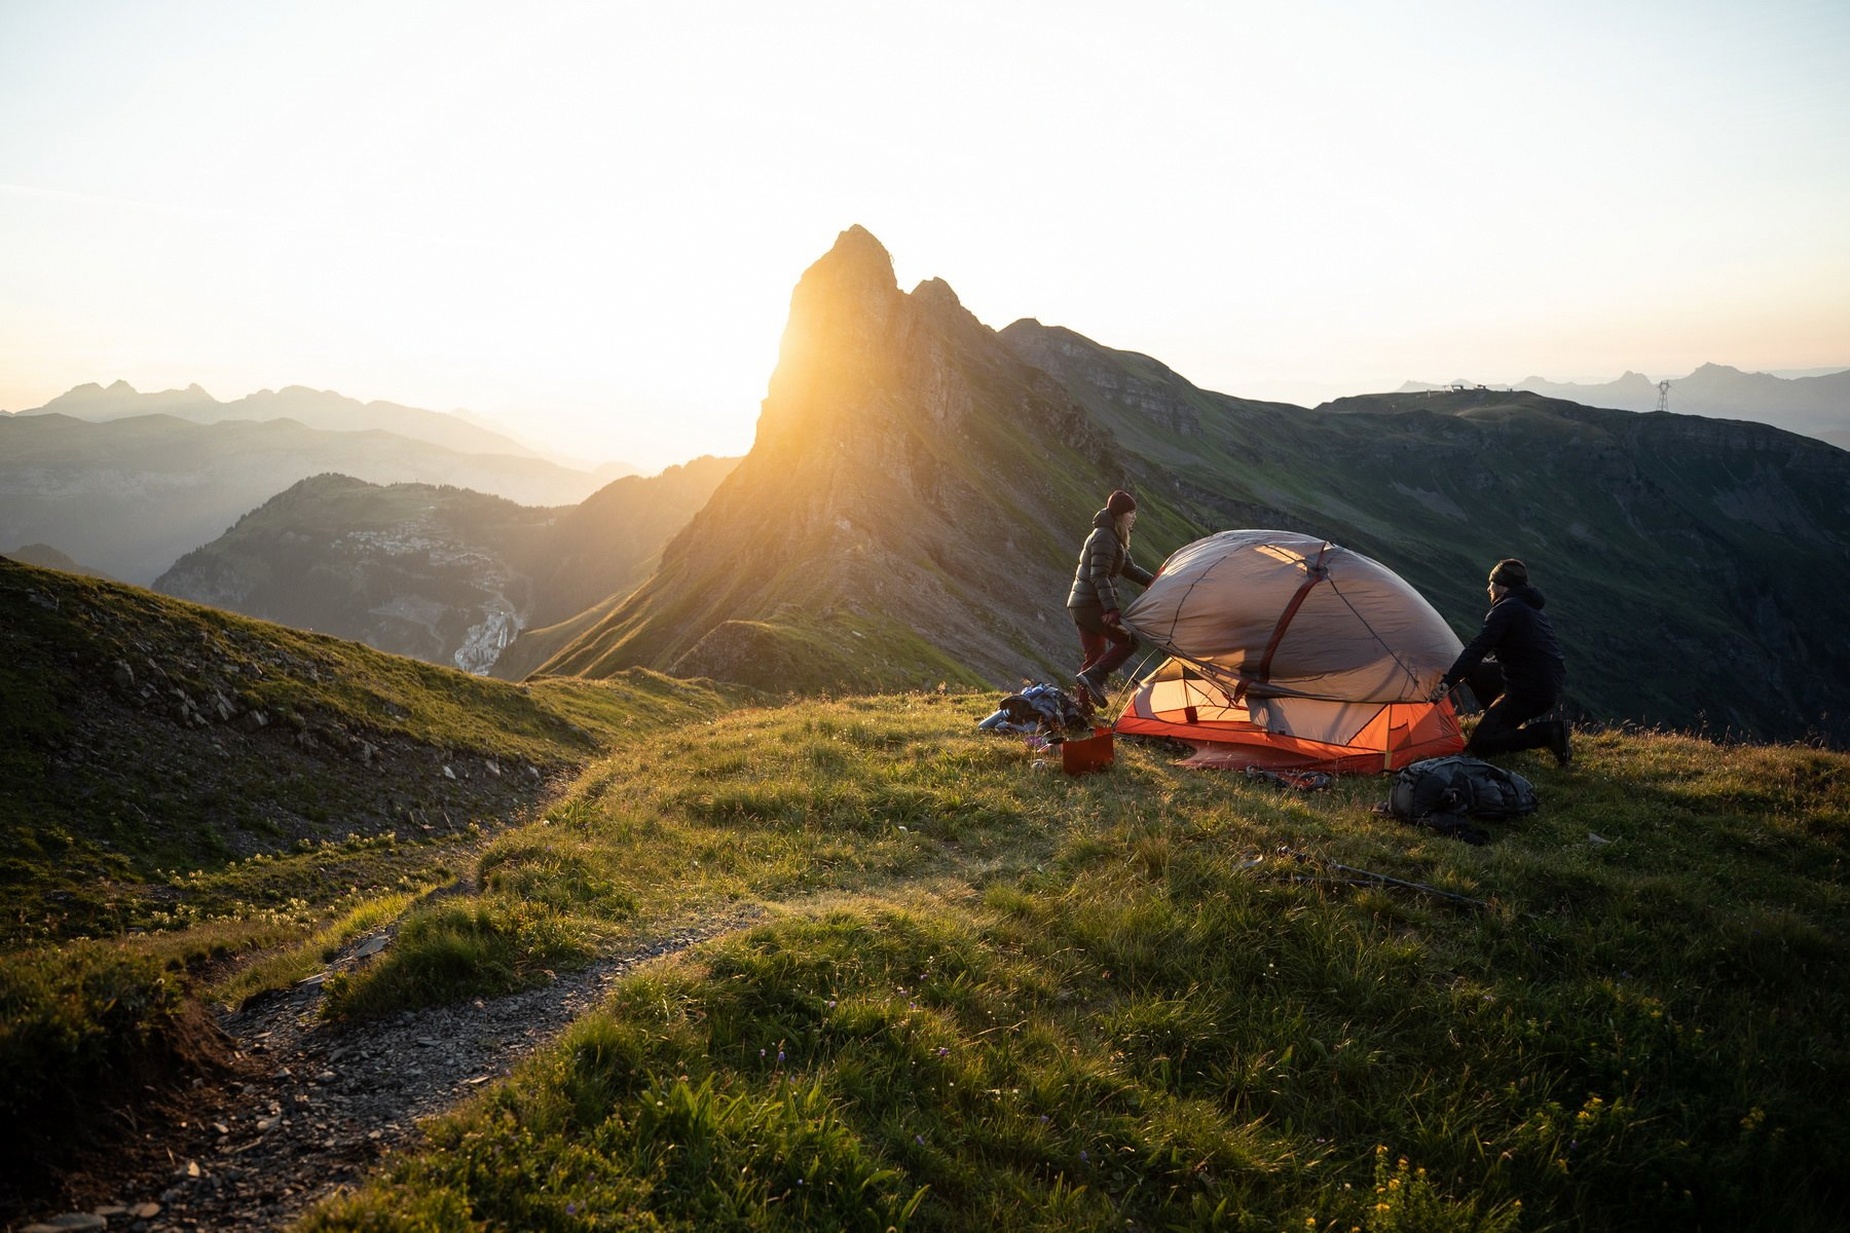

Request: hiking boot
left=1548, top=720, right=1572, bottom=767
left=1075, top=668, right=1107, bottom=708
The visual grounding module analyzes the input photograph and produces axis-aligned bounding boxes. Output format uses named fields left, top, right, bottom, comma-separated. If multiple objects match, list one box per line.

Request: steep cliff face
left=531, top=227, right=1132, bottom=691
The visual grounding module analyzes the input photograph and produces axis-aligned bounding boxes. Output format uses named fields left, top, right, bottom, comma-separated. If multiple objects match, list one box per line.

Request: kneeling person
left=1436, top=558, right=1571, bottom=766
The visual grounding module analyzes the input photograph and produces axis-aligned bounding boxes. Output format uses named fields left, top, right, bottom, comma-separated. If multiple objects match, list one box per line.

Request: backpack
left=1385, top=756, right=1538, bottom=844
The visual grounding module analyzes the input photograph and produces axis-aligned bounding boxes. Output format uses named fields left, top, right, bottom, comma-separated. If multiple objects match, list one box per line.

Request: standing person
left=1434, top=558, right=1571, bottom=765
left=1068, top=489, right=1155, bottom=708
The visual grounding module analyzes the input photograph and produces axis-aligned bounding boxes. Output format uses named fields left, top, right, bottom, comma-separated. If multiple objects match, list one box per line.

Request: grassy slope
left=297, top=694, right=1850, bottom=1232
left=0, top=559, right=739, bottom=1184
left=9, top=562, right=1847, bottom=1228
left=0, top=558, right=737, bottom=945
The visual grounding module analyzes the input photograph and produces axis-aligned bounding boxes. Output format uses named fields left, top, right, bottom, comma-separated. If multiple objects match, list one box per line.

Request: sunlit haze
left=3, top=0, right=1846, bottom=471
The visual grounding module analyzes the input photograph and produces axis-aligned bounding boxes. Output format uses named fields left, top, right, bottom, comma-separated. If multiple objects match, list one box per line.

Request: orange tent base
left=1115, top=684, right=1465, bottom=775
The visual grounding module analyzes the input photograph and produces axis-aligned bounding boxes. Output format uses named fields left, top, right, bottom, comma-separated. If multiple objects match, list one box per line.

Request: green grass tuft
left=322, top=898, right=595, bottom=1019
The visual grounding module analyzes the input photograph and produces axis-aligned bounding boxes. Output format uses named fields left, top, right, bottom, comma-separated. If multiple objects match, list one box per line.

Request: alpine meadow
left=3, top=225, right=1848, bottom=1233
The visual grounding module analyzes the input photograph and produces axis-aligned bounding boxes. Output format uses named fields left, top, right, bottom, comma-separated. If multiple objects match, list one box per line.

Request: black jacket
left=1442, top=585, right=1566, bottom=700
left=1066, top=510, right=1154, bottom=612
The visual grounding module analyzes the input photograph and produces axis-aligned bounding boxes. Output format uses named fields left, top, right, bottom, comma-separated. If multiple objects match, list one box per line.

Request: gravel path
left=21, top=907, right=765, bottom=1233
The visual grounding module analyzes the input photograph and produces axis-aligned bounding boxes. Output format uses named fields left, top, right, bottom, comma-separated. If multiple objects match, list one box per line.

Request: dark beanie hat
left=1489, top=558, right=1529, bottom=587
left=1106, top=489, right=1137, bottom=515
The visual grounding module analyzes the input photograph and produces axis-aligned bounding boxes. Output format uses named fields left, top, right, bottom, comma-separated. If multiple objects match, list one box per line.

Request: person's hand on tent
left=1428, top=679, right=1454, bottom=703
left=1102, top=609, right=1122, bottom=629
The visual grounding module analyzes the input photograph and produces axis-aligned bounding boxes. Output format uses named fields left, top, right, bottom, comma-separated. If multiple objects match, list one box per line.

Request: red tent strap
left=1233, top=546, right=1331, bottom=706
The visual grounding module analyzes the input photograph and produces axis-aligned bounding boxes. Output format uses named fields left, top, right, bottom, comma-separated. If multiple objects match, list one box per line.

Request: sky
left=2, top=1, right=1846, bottom=472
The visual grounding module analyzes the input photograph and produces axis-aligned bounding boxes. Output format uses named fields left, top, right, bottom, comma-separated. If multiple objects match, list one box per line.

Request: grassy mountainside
left=1005, top=323, right=1850, bottom=744
left=515, top=454, right=740, bottom=632
left=1, top=558, right=738, bottom=1203
left=287, top=695, right=1850, bottom=1231
left=0, top=558, right=734, bottom=947
left=6, top=561, right=1846, bottom=1227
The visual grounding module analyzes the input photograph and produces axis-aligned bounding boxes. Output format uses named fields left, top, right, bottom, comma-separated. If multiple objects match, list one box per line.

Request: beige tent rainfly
left=1117, top=529, right=1467, bottom=772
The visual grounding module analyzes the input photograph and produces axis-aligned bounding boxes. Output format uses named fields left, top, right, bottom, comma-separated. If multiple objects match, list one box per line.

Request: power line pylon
left=1656, top=379, right=1671, bottom=413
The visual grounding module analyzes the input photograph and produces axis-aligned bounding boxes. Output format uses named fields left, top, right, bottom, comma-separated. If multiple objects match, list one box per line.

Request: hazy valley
left=0, top=394, right=622, bottom=585
left=154, top=457, right=736, bottom=676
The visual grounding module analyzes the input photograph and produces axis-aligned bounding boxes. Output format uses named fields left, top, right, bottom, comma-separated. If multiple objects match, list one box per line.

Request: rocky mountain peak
left=910, top=277, right=961, bottom=310
left=756, top=227, right=911, bottom=454
left=41, top=379, right=222, bottom=415
left=819, top=223, right=895, bottom=280
left=534, top=230, right=1126, bottom=692
left=45, top=381, right=110, bottom=406
left=793, top=225, right=898, bottom=319
left=775, top=226, right=901, bottom=359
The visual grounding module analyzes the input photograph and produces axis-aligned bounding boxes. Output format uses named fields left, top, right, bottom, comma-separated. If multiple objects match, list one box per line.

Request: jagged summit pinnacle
left=771, top=227, right=906, bottom=397
left=836, top=222, right=887, bottom=253
left=910, top=277, right=961, bottom=309
left=802, top=224, right=897, bottom=290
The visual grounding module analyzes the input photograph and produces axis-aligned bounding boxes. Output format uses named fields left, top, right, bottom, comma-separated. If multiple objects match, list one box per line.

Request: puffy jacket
left=1066, top=510, right=1155, bottom=612
left=1441, top=585, right=1566, bottom=700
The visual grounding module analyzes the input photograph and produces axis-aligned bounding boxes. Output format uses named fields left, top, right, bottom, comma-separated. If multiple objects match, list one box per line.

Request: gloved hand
left=1428, top=680, right=1453, bottom=703
left=1103, top=609, right=1122, bottom=628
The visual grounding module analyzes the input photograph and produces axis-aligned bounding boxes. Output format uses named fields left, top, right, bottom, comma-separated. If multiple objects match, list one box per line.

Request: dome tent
left=1116, top=529, right=1467, bottom=772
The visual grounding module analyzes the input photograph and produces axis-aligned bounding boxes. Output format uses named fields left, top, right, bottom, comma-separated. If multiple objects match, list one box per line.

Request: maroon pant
left=1072, top=605, right=1137, bottom=678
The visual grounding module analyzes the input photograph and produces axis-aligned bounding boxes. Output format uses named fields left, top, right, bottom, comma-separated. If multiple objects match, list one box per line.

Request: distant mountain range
left=0, top=412, right=618, bottom=584
left=1399, top=365, right=1850, bottom=450
left=519, top=226, right=1850, bottom=743
left=154, top=457, right=736, bottom=674
left=19, top=379, right=638, bottom=477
